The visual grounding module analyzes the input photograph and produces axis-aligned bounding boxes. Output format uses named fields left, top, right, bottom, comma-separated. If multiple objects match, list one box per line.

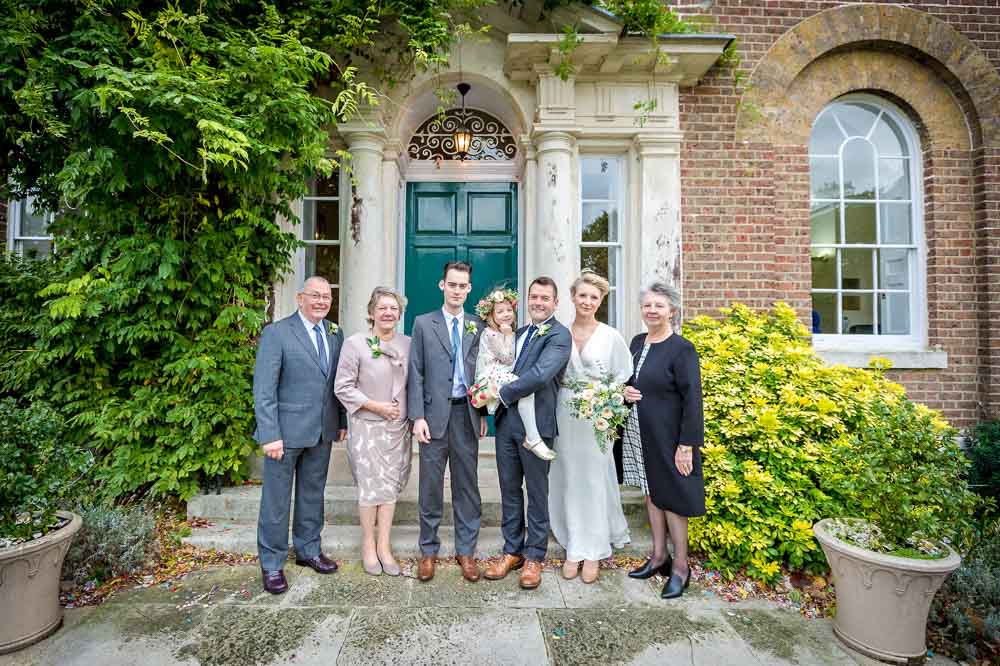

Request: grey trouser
left=418, top=402, right=481, bottom=557
left=257, top=440, right=332, bottom=571
left=495, top=420, right=551, bottom=562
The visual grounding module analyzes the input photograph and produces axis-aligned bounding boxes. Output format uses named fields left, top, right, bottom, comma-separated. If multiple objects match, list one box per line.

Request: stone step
left=249, top=437, right=498, bottom=486
left=182, top=523, right=653, bottom=560
left=188, top=484, right=649, bottom=528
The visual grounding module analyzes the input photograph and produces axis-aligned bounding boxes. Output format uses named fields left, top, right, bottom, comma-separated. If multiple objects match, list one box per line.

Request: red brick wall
left=676, top=0, right=1000, bottom=427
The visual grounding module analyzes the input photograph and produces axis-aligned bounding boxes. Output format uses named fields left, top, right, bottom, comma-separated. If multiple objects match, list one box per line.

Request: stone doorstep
left=187, top=484, right=649, bottom=528
left=181, top=524, right=654, bottom=560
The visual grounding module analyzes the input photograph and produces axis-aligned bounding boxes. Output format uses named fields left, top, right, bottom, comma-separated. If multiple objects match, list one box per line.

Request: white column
left=634, top=134, right=683, bottom=294
left=534, top=130, right=578, bottom=324
left=381, top=140, right=402, bottom=293
left=272, top=201, right=302, bottom=320
left=339, top=128, right=387, bottom=335
left=520, top=135, right=537, bottom=312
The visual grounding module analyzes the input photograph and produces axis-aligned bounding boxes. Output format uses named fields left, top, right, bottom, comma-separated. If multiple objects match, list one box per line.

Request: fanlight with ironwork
left=408, top=108, right=517, bottom=161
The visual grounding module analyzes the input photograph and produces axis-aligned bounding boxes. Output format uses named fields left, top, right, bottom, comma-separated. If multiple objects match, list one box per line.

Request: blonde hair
left=485, top=298, right=517, bottom=332
left=570, top=271, right=610, bottom=299
left=366, top=286, right=407, bottom=327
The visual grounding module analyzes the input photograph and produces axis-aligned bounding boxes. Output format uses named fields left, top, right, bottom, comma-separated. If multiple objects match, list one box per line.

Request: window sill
left=814, top=349, right=948, bottom=370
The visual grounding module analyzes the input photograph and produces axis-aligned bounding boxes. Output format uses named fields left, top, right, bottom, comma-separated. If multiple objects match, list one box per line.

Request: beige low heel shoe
left=581, top=560, right=600, bottom=584
left=562, top=560, right=582, bottom=580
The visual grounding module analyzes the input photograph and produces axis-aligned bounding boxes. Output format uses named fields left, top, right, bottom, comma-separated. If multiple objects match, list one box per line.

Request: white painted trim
left=403, top=160, right=522, bottom=182
left=816, top=349, right=947, bottom=370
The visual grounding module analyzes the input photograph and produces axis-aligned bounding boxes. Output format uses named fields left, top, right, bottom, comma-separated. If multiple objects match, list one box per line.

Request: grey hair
left=640, top=281, right=682, bottom=327
left=298, top=275, right=331, bottom=293
left=366, top=286, right=407, bottom=327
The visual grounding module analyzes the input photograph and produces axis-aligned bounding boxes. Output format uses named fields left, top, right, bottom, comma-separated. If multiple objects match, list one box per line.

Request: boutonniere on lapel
left=327, top=322, right=339, bottom=336
left=366, top=336, right=383, bottom=358
left=465, top=321, right=478, bottom=336
left=536, top=323, right=552, bottom=337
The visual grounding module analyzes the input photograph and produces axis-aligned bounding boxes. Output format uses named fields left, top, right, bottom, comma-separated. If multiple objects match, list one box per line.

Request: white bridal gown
left=549, top=322, right=633, bottom=561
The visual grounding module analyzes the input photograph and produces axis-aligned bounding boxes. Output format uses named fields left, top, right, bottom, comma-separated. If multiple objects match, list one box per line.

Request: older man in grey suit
left=408, top=261, right=488, bottom=583
left=484, top=276, right=571, bottom=590
left=253, top=276, right=347, bottom=594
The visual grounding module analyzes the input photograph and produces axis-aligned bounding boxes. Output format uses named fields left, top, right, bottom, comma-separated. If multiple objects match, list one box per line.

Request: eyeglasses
left=302, top=291, right=333, bottom=302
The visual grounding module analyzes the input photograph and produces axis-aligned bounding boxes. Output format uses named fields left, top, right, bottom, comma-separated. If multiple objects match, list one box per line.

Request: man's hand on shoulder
left=413, top=418, right=431, bottom=444
left=262, top=439, right=284, bottom=460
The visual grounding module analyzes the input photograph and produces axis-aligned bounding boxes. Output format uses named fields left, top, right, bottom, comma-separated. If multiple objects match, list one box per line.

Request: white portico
left=274, top=5, right=730, bottom=336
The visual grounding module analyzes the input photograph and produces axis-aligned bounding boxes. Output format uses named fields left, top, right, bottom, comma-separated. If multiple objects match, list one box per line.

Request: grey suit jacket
left=253, top=313, right=347, bottom=449
left=407, top=310, right=485, bottom=440
left=497, top=319, right=571, bottom=441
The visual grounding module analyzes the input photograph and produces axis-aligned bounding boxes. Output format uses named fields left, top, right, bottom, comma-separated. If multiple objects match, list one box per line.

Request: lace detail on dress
left=482, top=327, right=515, bottom=366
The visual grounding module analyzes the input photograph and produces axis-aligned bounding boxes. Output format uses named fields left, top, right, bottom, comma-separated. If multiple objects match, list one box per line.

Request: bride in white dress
left=549, top=271, right=633, bottom=583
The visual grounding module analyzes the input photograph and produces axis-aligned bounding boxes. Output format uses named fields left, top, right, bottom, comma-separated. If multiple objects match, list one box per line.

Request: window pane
left=810, top=157, right=839, bottom=199
left=878, top=248, right=910, bottom=290
left=843, top=293, right=875, bottom=335
left=841, top=248, right=874, bottom=290
left=309, top=174, right=340, bottom=198
left=582, top=204, right=618, bottom=242
left=810, top=203, right=840, bottom=244
left=305, top=244, right=341, bottom=285
left=844, top=203, right=876, bottom=244
left=879, top=158, right=909, bottom=200
left=810, top=111, right=843, bottom=155
left=20, top=200, right=49, bottom=237
left=871, top=114, right=909, bottom=156
left=880, top=203, right=912, bottom=244
left=581, top=247, right=617, bottom=284
left=302, top=200, right=340, bottom=242
left=842, top=139, right=876, bottom=199
left=582, top=158, right=616, bottom=200
left=811, top=247, right=837, bottom=289
left=597, top=287, right=613, bottom=326
left=836, top=103, right=879, bottom=138
left=811, top=293, right=837, bottom=334
left=17, top=239, right=52, bottom=259
left=879, top=293, right=910, bottom=335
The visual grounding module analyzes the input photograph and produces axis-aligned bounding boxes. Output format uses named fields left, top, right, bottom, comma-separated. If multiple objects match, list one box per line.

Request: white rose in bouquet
left=595, top=418, right=609, bottom=431
left=600, top=407, right=614, bottom=419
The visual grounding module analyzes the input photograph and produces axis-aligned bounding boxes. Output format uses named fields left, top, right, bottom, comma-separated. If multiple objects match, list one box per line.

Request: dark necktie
left=516, top=324, right=538, bottom=366
left=313, top=324, right=329, bottom=375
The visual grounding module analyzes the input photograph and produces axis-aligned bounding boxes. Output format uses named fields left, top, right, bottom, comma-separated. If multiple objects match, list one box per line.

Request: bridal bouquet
left=564, top=376, right=630, bottom=453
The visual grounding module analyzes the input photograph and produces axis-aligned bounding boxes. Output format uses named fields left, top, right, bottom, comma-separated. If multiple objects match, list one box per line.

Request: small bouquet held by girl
left=468, top=288, right=556, bottom=461
left=564, top=376, right=630, bottom=453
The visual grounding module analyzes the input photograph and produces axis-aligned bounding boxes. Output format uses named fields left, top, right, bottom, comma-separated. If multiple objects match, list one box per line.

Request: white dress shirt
left=298, top=310, right=329, bottom=362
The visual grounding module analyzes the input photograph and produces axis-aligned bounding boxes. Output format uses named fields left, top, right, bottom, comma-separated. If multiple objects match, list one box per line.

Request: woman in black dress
left=622, top=282, right=704, bottom=599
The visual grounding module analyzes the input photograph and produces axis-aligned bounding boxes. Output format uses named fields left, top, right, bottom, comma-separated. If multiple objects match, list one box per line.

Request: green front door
left=404, top=181, right=518, bottom=333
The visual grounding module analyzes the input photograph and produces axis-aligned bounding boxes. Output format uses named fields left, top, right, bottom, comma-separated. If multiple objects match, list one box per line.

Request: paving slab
left=408, top=562, right=565, bottom=609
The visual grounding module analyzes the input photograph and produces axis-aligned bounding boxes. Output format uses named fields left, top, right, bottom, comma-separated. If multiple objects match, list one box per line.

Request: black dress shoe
left=295, top=553, right=338, bottom=574
left=262, top=569, right=288, bottom=594
left=661, top=568, right=691, bottom=599
left=627, top=555, right=673, bottom=580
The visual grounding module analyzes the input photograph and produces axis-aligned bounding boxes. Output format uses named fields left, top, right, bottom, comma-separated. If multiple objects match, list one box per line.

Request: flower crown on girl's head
left=475, top=288, right=519, bottom=320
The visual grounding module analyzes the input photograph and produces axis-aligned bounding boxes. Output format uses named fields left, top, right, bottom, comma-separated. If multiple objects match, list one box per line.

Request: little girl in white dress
left=470, top=289, right=556, bottom=461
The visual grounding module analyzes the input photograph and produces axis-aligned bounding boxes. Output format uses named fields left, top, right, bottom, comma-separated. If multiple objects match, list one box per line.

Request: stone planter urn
left=813, top=518, right=961, bottom=664
left=0, top=511, right=82, bottom=654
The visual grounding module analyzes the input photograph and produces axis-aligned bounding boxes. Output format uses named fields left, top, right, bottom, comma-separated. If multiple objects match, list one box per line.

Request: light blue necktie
left=451, top=317, right=466, bottom=396
left=313, top=324, right=329, bottom=375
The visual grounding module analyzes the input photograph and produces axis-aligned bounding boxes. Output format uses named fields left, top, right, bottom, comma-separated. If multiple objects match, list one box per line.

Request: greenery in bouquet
left=0, top=398, right=93, bottom=547
left=564, top=376, right=630, bottom=453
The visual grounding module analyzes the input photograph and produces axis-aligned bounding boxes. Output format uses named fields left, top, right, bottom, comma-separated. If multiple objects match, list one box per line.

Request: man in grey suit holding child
left=253, top=276, right=347, bottom=594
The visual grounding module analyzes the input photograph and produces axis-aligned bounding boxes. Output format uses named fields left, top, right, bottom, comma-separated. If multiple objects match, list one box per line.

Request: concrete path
left=0, top=562, right=958, bottom=666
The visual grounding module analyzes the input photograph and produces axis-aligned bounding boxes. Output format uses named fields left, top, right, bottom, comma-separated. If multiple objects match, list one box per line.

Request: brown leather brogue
left=456, top=555, right=481, bottom=582
left=519, top=560, right=543, bottom=590
left=484, top=553, right=525, bottom=581
left=417, top=556, right=436, bottom=582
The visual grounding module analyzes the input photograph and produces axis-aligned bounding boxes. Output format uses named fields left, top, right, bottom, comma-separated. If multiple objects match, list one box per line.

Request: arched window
left=809, top=96, right=924, bottom=346
left=407, top=108, right=517, bottom=161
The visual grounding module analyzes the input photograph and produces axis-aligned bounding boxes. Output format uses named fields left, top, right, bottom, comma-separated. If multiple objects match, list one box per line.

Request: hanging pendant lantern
left=452, top=83, right=473, bottom=160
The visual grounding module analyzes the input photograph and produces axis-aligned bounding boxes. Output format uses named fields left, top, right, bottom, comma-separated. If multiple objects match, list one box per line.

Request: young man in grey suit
left=407, top=261, right=489, bottom=583
left=484, top=276, right=571, bottom=590
left=253, top=276, right=347, bottom=594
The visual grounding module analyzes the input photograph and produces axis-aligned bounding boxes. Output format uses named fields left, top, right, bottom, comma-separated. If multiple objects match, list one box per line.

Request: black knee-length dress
left=621, top=333, right=705, bottom=517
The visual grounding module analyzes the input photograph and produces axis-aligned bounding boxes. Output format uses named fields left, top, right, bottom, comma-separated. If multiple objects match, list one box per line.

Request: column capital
left=632, top=132, right=682, bottom=157
left=337, top=124, right=387, bottom=155
left=533, top=130, right=575, bottom=155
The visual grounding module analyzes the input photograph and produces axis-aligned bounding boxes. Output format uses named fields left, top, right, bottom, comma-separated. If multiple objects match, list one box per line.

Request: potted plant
left=0, top=398, right=92, bottom=654
left=813, top=398, right=979, bottom=664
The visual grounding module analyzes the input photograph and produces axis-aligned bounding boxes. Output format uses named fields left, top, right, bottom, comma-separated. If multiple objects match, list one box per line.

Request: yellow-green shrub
left=685, top=303, right=978, bottom=582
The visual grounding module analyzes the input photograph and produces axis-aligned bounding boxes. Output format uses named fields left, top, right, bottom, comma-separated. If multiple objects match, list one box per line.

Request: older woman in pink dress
left=334, top=287, right=412, bottom=576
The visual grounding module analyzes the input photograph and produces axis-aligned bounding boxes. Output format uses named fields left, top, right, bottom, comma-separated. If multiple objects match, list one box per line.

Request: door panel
left=404, top=182, right=518, bottom=334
